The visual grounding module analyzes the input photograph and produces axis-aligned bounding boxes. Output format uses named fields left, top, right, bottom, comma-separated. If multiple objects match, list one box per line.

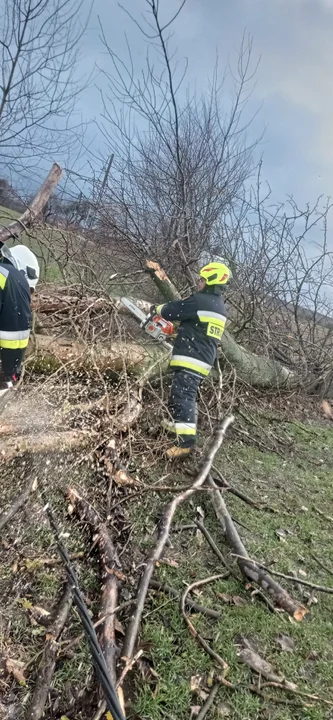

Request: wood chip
left=5, top=658, right=26, bottom=685
left=238, top=648, right=298, bottom=691
left=275, top=634, right=295, bottom=653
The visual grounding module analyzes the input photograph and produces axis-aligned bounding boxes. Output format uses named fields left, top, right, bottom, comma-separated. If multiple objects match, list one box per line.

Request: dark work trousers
left=163, top=369, right=203, bottom=448
left=0, top=347, right=25, bottom=380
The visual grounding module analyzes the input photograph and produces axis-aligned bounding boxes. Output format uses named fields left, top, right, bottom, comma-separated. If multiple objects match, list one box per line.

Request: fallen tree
left=31, top=269, right=293, bottom=390
left=27, top=333, right=169, bottom=378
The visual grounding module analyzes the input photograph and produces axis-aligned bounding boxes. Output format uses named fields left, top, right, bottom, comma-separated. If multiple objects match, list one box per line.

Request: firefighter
left=0, top=244, right=39, bottom=392
left=153, top=261, right=231, bottom=459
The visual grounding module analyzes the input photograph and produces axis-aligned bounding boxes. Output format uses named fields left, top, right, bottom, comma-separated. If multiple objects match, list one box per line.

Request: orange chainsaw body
left=145, top=315, right=174, bottom=339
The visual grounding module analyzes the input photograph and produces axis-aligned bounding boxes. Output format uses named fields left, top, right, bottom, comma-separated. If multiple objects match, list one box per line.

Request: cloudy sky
left=76, top=0, right=333, bottom=207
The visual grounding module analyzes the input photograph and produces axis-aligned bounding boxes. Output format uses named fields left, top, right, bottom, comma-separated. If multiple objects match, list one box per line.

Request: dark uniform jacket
left=0, top=260, right=32, bottom=378
left=157, top=288, right=227, bottom=376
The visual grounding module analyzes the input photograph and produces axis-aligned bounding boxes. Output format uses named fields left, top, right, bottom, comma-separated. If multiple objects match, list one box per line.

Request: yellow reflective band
left=170, top=358, right=210, bottom=376
left=0, top=337, right=29, bottom=349
left=198, top=315, right=226, bottom=327
left=175, top=426, right=196, bottom=436
left=162, top=419, right=196, bottom=436
left=156, top=304, right=165, bottom=314
left=0, top=272, right=7, bottom=290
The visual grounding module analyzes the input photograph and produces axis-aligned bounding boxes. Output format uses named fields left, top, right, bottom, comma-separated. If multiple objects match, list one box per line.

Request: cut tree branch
left=67, top=487, right=120, bottom=685
left=0, top=476, right=37, bottom=532
left=122, top=415, right=234, bottom=661
left=27, top=582, right=72, bottom=720
left=232, top=554, right=333, bottom=595
left=207, top=476, right=307, bottom=620
left=149, top=579, right=223, bottom=619
left=27, top=334, right=169, bottom=378
left=0, top=164, right=62, bottom=244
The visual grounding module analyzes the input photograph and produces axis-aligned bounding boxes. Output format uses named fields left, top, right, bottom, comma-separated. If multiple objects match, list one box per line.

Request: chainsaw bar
left=120, top=297, right=148, bottom=325
left=120, top=297, right=173, bottom=351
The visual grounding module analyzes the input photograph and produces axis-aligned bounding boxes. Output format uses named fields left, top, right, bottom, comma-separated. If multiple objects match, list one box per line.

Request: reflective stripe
left=0, top=267, right=9, bottom=290
left=197, top=311, right=226, bottom=326
left=0, top=329, right=30, bottom=349
left=170, top=354, right=212, bottom=376
left=156, top=304, right=165, bottom=314
left=162, top=419, right=196, bottom=436
left=174, top=423, right=196, bottom=436
left=0, top=330, right=30, bottom=340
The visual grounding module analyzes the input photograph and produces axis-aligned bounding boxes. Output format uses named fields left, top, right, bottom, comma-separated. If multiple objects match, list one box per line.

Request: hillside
left=0, top=373, right=333, bottom=720
left=0, top=186, right=333, bottom=720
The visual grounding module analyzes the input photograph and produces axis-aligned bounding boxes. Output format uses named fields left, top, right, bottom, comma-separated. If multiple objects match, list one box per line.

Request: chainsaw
left=120, top=297, right=174, bottom=350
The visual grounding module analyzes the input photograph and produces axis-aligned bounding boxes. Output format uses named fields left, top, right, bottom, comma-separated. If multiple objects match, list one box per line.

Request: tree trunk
left=0, top=429, right=93, bottom=461
left=146, top=260, right=294, bottom=389
left=27, top=334, right=169, bottom=378
left=0, top=164, right=62, bottom=244
left=219, top=331, right=293, bottom=388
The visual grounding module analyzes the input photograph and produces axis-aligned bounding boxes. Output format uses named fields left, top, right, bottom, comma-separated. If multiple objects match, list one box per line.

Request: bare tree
left=0, top=0, right=90, bottom=174
left=96, top=0, right=260, bottom=286
left=220, top=172, right=333, bottom=393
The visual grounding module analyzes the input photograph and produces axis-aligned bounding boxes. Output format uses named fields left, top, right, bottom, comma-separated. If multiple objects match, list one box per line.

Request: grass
left=0, top=203, right=159, bottom=299
left=127, top=415, right=333, bottom=720
left=0, top=203, right=78, bottom=283
left=1, top=394, right=333, bottom=718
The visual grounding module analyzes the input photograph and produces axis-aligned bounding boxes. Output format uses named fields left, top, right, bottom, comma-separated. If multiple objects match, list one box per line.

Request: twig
left=117, top=649, right=144, bottom=688
left=26, top=583, right=72, bottom=720
left=58, top=600, right=136, bottom=658
left=313, top=506, right=333, bottom=523
left=194, top=520, right=236, bottom=576
left=233, top=426, right=285, bottom=459
left=92, top=703, right=106, bottom=720
left=68, top=488, right=119, bottom=684
left=0, top=477, right=37, bottom=532
left=232, top=554, right=333, bottom=594
left=250, top=589, right=278, bottom=614
left=94, top=651, right=143, bottom=720
left=181, top=575, right=229, bottom=672
left=260, top=682, right=333, bottom=707
left=219, top=678, right=320, bottom=709
left=22, top=551, right=84, bottom=569
left=149, top=580, right=223, bottom=619
left=310, top=553, right=333, bottom=578
left=122, top=416, right=234, bottom=661
left=212, top=466, right=262, bottom=509
left=174, top=523, right=197, bottom=531
left=207, top=476, right=307, bottom=620
left=196, top=683, right=220, bottom=720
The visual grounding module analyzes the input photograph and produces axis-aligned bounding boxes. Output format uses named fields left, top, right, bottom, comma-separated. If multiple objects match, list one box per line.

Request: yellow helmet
left=200, top=261, right=231, bottom=286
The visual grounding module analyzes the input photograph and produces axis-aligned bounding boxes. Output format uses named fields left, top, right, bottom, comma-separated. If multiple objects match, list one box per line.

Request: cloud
left=80, top=0, right=333, bottom=204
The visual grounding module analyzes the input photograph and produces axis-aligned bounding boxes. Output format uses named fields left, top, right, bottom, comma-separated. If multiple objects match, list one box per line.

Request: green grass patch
left=130, top=418, right=333, bottom=719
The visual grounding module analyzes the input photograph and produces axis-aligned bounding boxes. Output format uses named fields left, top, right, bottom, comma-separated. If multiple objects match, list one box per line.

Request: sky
left=75, top=0, right=333, bottom=207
